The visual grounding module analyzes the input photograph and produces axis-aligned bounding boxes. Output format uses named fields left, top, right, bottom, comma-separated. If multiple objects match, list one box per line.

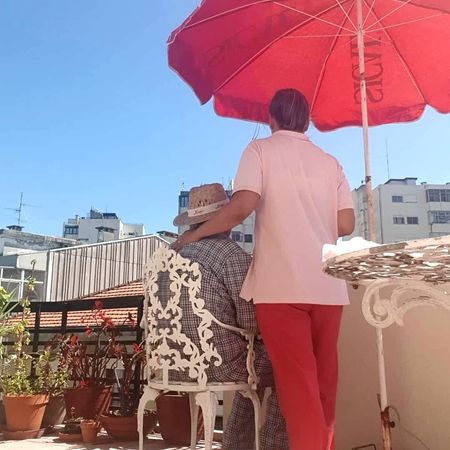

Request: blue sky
left=1, top=1, right=449, bottom=237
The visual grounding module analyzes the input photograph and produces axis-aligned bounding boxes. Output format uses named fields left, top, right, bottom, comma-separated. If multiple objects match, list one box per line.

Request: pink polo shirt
left=233, top=130, right=353, bottom=305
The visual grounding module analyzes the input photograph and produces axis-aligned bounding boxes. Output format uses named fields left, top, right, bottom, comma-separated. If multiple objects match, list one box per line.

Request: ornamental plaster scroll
left=142, top=247, right=257, bottom=390
left=361, top=278, right=450, bottom=329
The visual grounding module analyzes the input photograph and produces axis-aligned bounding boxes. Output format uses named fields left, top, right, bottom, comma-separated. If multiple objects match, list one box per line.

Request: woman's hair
left=269, top=88, right=310, bottom=133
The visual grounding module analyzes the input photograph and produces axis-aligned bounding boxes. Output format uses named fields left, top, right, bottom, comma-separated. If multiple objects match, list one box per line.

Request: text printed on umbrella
left=351, top=37, right=384, bottom=104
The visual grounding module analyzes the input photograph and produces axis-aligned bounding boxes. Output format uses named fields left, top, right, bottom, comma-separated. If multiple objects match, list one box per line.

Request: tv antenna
left=5, top=193, right=40, bottom=227
left=385, top=140, right=391, bottom=180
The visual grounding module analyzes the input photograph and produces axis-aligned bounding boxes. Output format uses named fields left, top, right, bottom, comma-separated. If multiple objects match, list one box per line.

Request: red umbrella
left=168, top=0, right=450, bottom=131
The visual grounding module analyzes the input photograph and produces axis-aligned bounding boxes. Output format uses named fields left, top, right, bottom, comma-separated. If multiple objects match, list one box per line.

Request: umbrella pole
left=356, top=1, right=393, bottom=449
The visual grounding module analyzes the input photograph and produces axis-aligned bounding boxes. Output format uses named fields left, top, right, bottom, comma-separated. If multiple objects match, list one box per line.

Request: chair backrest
left=142, top=247, right=223, bottom=389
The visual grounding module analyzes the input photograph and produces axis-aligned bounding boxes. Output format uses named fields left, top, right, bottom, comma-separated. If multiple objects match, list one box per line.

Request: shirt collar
left=273, top=130, right=310, bottom=141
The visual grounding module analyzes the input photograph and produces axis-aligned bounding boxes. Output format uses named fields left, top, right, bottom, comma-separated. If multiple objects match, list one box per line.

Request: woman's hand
left=171, top=229, right=201, bottom=251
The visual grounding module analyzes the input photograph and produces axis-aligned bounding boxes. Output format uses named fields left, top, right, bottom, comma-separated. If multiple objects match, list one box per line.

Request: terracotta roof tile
left=7, top=281, right=144, bottom=330
left=83, top=280, right=144, bottom=299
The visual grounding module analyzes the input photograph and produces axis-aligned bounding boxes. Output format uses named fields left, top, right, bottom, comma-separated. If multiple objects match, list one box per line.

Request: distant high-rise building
left=178, top=189, right=255, bottom=253
left=353, top=177, right=450, bottom=243
left=63, top=209, right=145, bottom=244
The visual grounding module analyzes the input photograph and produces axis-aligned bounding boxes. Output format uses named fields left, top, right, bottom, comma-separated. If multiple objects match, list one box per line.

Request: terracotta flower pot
left=64, top=385, right=112, bottom=420
left=3, top=394, right=49, bottom=432
left=42, top=395, right=66, bottom=427
left=100, top=411, right=157, bottom=441
left=80, top=420, right=98, bottom=444
left=156, top=393, right=204, bottom=446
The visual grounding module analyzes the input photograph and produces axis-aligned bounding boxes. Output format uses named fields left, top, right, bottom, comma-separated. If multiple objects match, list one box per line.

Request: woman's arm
left=173, top=190, right=260, bottom=250
left=337, top=208, right=355, bottom=237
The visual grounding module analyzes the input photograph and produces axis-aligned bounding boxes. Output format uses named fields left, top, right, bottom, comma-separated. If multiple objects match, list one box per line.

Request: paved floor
left=0, top=433, right=222, bottom=450
left=0, top=434, right=221, bottom=450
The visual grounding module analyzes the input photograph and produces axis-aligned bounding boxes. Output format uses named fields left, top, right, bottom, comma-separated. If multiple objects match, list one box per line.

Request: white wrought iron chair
left=137, top=247, right=262, bottom=450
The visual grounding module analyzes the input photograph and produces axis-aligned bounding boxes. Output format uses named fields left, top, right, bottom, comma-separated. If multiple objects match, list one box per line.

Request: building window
left=64, top=226, right=79, bottom=235
left=392, top=195, right=403, bottom=203
left=407, top=216, right=419, bottom=225
left=426, top=189, right=450, bottom=202
left=231, top=231, right=243, bottom=242
left=393, top=216, right=405, bottom=225
left=244, top=234, right=253, bottom=243
left=404, top=195, right=417, bottom=203
left=179, top=194, right=189, bottom=208
left=430, top=211, right=450, bottom=224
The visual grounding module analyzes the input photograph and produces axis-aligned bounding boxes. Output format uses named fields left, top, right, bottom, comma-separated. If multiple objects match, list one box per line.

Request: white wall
left=336, top=284, right=450, bottom=450
left=120, top=222, right=145, bottom=239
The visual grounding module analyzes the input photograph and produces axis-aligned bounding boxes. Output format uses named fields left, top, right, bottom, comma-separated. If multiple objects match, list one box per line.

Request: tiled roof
left=6, top=281, right=145, bottom=330
left=83, top=280, right=144, bottom=299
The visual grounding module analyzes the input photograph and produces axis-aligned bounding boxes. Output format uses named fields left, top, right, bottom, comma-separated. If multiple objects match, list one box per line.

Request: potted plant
left=100, top=342, right=157, bottom=440
left=58, top=407, right=83, bottom=442
left=156, top=392, right=204, bottom=445
left=80, top=419, right=99, bottom=444
left=0, top=277, right=50, bottom=437
left=63, top=300, right=135, bottom=419
left=39, top=335, right=70, bottom=427
left=0, top=286, right=20, bottom=426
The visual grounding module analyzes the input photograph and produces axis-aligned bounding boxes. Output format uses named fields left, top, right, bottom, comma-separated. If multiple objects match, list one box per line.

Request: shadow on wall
left=337, top=284, right=450, bottom=450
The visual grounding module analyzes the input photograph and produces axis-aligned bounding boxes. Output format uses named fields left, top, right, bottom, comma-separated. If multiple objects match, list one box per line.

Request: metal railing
left=44, top=235, right=168, bottom=301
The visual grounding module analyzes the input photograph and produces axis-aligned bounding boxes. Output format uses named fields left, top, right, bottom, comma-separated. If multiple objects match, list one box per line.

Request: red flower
left=79, top=380, right=90, bottom=388
left=94, top=300, right=104, bottom=311
left=133, top=343, right=142, bottom=354
left=102, top=316, right=114, bottom=329
left=85, top=326, right=92, bottom=336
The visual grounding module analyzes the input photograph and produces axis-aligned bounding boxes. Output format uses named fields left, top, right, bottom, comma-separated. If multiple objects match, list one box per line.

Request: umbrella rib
left=365, top=0, right=426, bottom=104
left=335, top=0, right=357, bottom=30
left=273, top=1, right=356, bottom=33
left=284, top=33, right=354, bottom=38
left=365, top=0, right=415, bottom=32
left=213, top=2, right=353, bottom=95
left=368, top=12, right=443, bottom=33
left=362, top=0, right=377, bottom=28
left=311, top=1, right=357, bottom=112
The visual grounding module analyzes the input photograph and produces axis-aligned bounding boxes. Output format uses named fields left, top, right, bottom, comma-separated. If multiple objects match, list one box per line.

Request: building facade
left=353, top=177, right=450, bottom=243
left=178, top=190, right=255, bottom=253
left=63, top=209, right=145, bottom=244
left=0, top=227, right=77, bottom=301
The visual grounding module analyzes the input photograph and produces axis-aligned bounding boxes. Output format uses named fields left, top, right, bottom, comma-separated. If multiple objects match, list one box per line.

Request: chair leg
left=195, top=391, right=218, bottom=450
left=138, top=387, right=159, bottom=450
left=189, top=393, right=200, bottom=450
left=247, top=390, right=262, bottom=450
left=260, top=387, right=272, bottom=430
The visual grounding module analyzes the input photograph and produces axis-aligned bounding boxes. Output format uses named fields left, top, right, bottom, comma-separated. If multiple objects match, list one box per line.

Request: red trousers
left=256, top=304, right=343, bottom=450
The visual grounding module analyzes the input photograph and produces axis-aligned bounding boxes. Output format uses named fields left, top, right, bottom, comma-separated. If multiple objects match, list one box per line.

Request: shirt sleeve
left=233, top=141, right=263, bottom=196
left=337, top=163, right=354, bottom=210
left=222, top=252, right=257, bottom=333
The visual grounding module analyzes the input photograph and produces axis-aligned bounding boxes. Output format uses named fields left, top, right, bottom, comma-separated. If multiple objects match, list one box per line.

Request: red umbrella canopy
left=168, top=0, right=450, bottom=131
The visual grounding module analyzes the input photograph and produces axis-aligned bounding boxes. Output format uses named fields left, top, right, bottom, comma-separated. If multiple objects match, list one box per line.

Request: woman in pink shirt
left=174, top=89, right=355, bottom=450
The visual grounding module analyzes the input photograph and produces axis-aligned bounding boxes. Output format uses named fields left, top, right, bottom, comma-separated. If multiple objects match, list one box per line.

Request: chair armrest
left=212, top=318, right=258, bottom=389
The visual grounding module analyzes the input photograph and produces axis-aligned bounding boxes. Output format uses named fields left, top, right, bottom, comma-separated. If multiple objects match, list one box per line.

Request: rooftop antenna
left=5, top=192, right=39, bottom=227
left=385, top=139, right=391, bottom=180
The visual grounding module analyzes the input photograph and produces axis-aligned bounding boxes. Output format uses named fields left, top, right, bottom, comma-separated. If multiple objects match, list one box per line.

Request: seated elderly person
left=158, top=183, right=288, bottom=450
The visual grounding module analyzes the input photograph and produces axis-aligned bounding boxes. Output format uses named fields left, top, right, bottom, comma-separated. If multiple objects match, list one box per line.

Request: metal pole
left=356, top=0, right=376, bottom=242
left=356, top=1, right=393, bottom=449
